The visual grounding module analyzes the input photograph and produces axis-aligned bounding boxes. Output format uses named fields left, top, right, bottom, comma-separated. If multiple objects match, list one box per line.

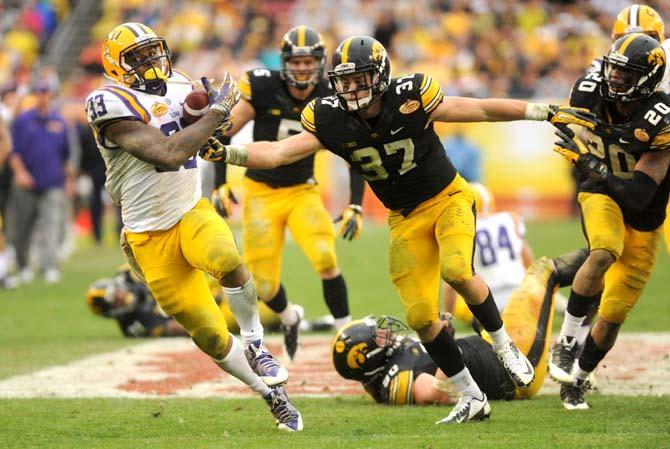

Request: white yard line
left=0, top=333, right=668, bottom=399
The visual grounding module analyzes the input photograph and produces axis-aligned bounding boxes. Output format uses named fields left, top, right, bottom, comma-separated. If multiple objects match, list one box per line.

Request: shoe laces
left=268, top=389, right=298, bottom=422
left=555, top=336, right=577, bottom=365
left=498, top=342, right=523, bottom=372
left=249, top=346, right=279, bottom=372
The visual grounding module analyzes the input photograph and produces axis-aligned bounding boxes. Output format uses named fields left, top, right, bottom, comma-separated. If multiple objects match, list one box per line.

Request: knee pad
left=406, top=302, right=437, bottom=331
left=191, top=326, right=230, bottom=358
left=440, top=252, right=473, bottom=285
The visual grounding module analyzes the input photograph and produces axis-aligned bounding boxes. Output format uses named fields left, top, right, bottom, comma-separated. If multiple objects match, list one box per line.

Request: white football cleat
left=549, top=335, right=578, bottom=384
left=436, top=393, right=490, bottom=424
left=494, top=341, right=535, bottom=388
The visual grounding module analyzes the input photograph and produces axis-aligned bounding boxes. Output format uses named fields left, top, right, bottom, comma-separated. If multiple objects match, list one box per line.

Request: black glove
left=553, top=127, right=608, bottom=183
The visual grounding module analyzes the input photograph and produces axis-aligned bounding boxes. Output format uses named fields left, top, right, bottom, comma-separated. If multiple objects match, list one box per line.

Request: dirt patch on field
left=0, top=334, right=668, bottom=398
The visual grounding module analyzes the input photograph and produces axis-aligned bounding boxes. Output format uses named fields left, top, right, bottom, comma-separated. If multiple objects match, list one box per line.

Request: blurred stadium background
left=0, top=1, right=669, bottom=447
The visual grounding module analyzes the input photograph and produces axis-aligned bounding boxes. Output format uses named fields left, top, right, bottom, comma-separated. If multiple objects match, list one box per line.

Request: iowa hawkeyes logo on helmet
left=371, top=41, right=386, bottom=62
left=346, top=342, right=368, bottom=369
left=648, top=47, right=665, bottom=67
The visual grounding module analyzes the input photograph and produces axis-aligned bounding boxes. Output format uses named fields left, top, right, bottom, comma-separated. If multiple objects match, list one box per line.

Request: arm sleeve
left=348, top=167, right=365, bottom=206
left=604, top=170, right=658, bottom=213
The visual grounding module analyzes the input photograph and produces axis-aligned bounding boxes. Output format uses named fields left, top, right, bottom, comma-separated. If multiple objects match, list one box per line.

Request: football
left=182, top=90, right=210, bottom=125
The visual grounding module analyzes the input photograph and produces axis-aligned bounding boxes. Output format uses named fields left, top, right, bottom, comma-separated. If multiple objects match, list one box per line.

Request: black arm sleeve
left=348, top=167, right=365, bottom=206
left=213, top=136, right=232, bottom=187
left=604, top=170, right=658, bottom=213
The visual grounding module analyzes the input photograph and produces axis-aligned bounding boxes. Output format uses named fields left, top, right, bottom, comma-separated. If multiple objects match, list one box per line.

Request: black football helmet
left=328, top=35, right=391, bottom=111
left=601, top=32, right=666, bottom=103
left=331, top=315, right=407, bottom=381
left=280, top=25, right=326, bottom=90
left=85, top=275, right=137, bottom=318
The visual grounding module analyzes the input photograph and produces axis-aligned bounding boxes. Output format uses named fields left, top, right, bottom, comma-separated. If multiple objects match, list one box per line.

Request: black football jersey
left=363, top=335, right=515, bottom=404
left=301, top=73, right=457, bottom=213
left=115, top=279, right=170, bottom=337
left=240, top=69, right=331, bottom=187
left=570, top=71, right=670, bottom=230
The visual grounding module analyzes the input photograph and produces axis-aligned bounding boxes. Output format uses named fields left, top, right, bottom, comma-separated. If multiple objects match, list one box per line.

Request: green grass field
left=0, top=219, right=669, bottom=448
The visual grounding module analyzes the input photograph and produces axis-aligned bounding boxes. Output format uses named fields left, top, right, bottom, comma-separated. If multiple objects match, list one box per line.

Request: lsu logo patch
left=648, top=47, right=665, bottom=67
left=399, top=100, right=420, bottom=114
left=634, top=128, right=650, bottom=142
left=151, top=103, right=168, bottom=117
left=346, top=342, right=368, bottom=369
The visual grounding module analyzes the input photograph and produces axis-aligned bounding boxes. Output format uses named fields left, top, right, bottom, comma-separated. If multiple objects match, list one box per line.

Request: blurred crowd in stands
left=0, top=0, right=668, bottom=286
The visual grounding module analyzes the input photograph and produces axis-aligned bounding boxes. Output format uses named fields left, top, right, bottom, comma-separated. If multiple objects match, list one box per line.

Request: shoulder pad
left=569, top=73, right=602, bottom=109
left=300, top=98, right=317, bottom=133
left=170, top=69, right=195, bottom=89
left=242, top=68, right=280, bottom=102
left=86, top=86, right=150, bottom=130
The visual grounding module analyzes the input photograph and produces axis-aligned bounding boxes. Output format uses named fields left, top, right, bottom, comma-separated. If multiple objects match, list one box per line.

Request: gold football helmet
left=612, top=4, right=665, bottom=42
left=470, top=183, right=495, bottom=215
left=102, top=22, right=172, bottom=93
left=85, top=276, right=137, bottom=318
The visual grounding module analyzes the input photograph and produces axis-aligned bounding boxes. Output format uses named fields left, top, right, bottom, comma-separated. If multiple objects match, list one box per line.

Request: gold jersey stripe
left=102, top=86, right=150, bottom=123
left=421, top=76, right=444, bottom=114
left=389, top=371, right=413, bottom=405
left=340, top=37, right=353, bottom=64
left=239, top=73, right=252, bottom=101
left=651, top=128, right=670, bottom=148
left=298, top=25, right=306, bottom=46
left=420, top=75, right=432, bottom=94
left=301, top=100, right=317, bottom=133
left=618, top=33, right=638, bottom=55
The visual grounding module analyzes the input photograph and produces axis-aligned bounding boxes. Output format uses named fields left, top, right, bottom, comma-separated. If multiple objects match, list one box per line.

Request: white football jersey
left=85, top=71, right=201, bottom=232
left=473, top=212, right=526, bottom=311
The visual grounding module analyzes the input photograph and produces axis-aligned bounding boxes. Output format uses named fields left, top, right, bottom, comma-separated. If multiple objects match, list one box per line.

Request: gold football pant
left=388, top=174, right=476, bottom=331
left=123, top=199, right=241, bottom=357
left=664, top=203, right=670, bottom=254
left=579, top=192, right=660, bottom=324
left=242, top=178, right=338, bottom=300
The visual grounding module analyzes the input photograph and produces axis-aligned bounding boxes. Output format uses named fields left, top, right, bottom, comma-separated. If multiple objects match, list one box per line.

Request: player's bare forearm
left=235, top=131, right=321, bottom=169
left=105, top=110, right=225, bottom=171
left=434, top=97, right=527, bottom=122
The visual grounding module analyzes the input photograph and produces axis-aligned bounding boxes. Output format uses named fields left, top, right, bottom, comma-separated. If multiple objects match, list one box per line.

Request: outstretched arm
left=203, top=130, right=322, bottom=169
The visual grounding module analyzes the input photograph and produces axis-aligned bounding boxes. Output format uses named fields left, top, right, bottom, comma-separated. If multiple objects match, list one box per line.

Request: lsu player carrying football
left=587, top=4, right=670, bottom=254
left=211, top=26, right=365, bottom=360
left=332, top=249, right=588, bottom=408
left=85, top=23, right=302, bottom=431
left=200, top=35, right=595, bottom=423
left=550, top=33, right=670, bottom=410
left=442, top=183, right=535, bottom=328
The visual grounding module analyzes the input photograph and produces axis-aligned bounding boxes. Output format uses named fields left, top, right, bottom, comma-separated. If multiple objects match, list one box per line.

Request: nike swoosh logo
left=390, top=126, right=404, bottom=135
left=619, top=138, right=630, bottom=144
left=448, top=190, right=462, bottom=197
left=522, top=358, right=534, bottom=376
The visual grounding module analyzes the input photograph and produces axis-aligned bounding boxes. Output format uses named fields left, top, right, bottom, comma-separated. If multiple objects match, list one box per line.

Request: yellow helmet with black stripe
left=102, top=22, right=172, bottom=94
left=612, top=4, right=665, bottom=42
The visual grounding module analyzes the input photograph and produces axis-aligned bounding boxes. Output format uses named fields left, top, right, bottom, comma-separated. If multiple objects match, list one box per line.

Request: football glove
left=548, top=105, right=597, bottom=130
left=211, top=184, right=238, bottom=218
left=334, top=204, right=363, bottom=241
left=553, top=128, right=608, bottom=183
left=199, top=133, right=227, bottom=162
left=201, top=72, right=240, bottom=117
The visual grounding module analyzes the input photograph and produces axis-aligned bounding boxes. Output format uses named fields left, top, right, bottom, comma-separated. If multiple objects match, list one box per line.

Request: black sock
left=422, top=327, right=465, bottom=377
left=578, top=333, right=609, bottom=372
left=265, top=285, right=288, bottom=314
left=466, top=290, right=503, bottom=332
left=567, top=291, right=600, bottom=318
left=322, top=275, right=349, bottom=319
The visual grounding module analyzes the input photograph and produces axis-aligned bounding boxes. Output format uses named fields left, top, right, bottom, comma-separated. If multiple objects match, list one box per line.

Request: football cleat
left=494, top=341, right=535, bottom=388
left=282, top=304, right=304, bottom=361
left=245, top=339, right=289, bottom=386
left=549, top=335, right=578, bottom=384
left=263, top=386, right=304, bottom=432
left=436, top=393, right=490, bottom=424
left=560, top=379, right=590, bottom=410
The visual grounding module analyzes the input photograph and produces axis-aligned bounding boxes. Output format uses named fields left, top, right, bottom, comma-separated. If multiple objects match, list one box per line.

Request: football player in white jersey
left=85, top=23, right=302, bottom=431
left=442, top=183, right=534, bottom=327
left=586, top=4, right=670, bottom=253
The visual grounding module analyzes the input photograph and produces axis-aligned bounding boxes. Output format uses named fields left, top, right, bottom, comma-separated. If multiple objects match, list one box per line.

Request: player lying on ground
left=332, top=249, right=588, bottom=408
